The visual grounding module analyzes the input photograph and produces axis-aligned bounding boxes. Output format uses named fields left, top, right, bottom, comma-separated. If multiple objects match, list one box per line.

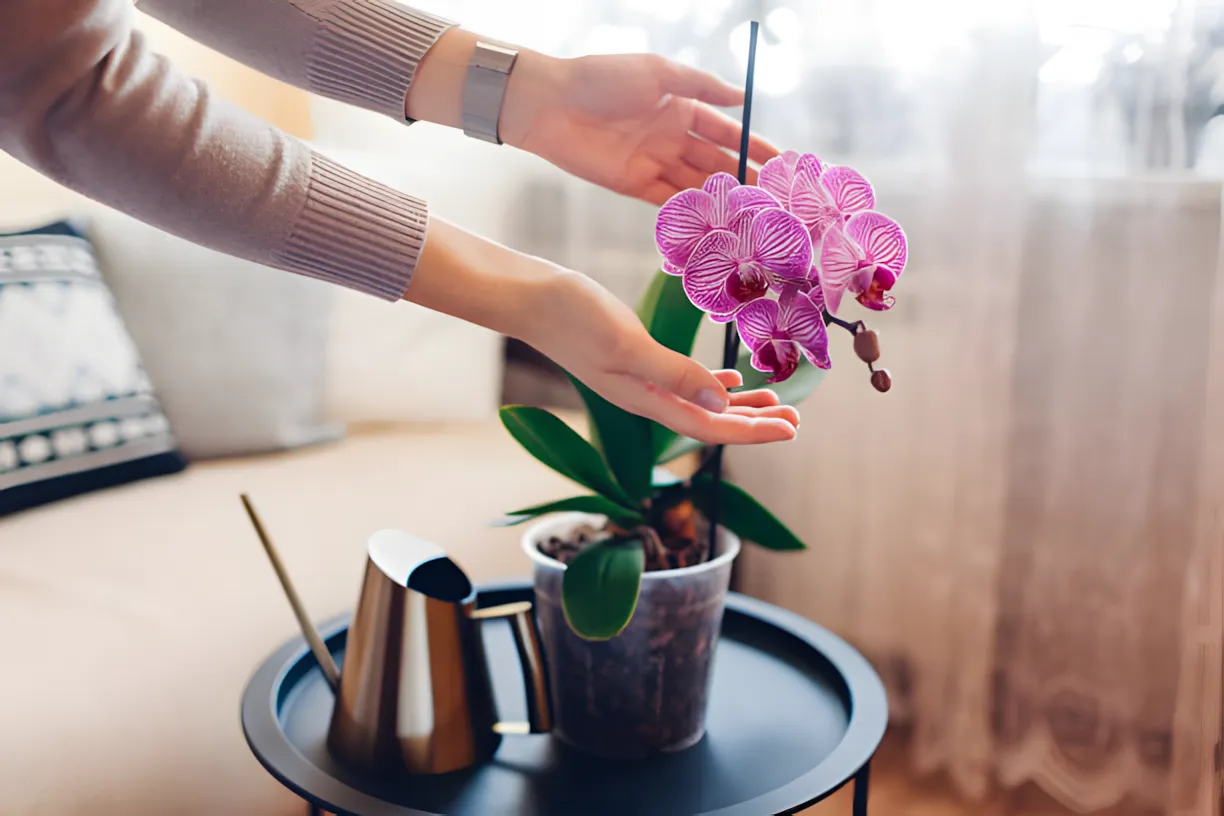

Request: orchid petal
left=703, top=172, right=740, bottom=223
left=728, top=207, right=755, bottom=249
left=819, top=165, right=876, bottom=215
left=804, top=273, right=827, bottom=311
left=748, top=208, right=812, bottom=284
left=854, top=264, right=877, bottom=291
left=780, top=289, right=831, bottom=370
left=818, top=226, right=865, bottom=315
left=662, top=259, right=684, bottom=276
left=758, top=151, right=803, bottom=209
left=728, top=185, right=780, bottom=215
left=846, top=211, right=908, bottom=276
left=790, top=158, right=840, bottom=240
left=734, top=297, right=780, bottom=352
left=801, top=338, right=832, bottom=369
left=857, top=292, right=896, bottom=311
left=872, top=265, right=899, bottom=290
left=752, top=339, right=802, bottom=383
left=854, top=265, right=901, bottom=312
left=682, top=229, right=744, bottom=316
left=656, top=189, right=716, bottom=268
left=818, top=226, right=865, bottom=288
left=703, top=172, right=739, bottom=197
left=823, top=280, right=847, bottom=315
left=795, top=152, right=824, bottom=178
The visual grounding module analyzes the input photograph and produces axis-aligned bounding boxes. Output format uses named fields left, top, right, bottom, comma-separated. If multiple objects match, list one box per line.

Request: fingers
left=682, top=136, right=740, bottom=179
left=639, top=387, right=797, bottom=445
left=729, top=404, right=800, bottom=426
left=661, top=162, right=712, bottom=196
left=631, top=346, right=731, bottom=414
left=656, top=57, right=744, bottom=106
left=712, top=371, right=783, bottom=409
left=588, top=366, right=797, bottom=446
left=608, top=344, right=799, bottom=446
left=729, top=388, right=782, bottom=409
left=691, top=106, right=780, bottom=166
left=640, top=180, right=682, bottom=206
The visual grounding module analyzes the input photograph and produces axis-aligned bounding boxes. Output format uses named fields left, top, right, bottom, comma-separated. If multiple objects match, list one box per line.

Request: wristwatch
left=462, top=41, right=519, bottom=144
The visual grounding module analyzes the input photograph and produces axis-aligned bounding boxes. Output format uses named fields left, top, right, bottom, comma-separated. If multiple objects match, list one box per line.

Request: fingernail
left=696, top=388, right=729, bottom=413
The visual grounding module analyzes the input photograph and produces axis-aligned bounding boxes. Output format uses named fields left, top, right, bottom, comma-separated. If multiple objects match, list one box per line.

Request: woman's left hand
left=500, top=52, right=780, bottom=205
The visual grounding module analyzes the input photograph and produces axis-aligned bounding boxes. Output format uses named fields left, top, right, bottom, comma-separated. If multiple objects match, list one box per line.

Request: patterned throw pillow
left=0, top=222, right=186, bottom=515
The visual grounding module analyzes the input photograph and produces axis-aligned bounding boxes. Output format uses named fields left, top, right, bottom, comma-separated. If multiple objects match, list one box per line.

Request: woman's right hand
left=520, top=270, right=799, bottom=447
left=405, top=217, right=798, bottom=447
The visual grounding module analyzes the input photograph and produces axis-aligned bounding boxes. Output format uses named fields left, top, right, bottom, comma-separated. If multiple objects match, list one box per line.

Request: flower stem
left=708, top=19, right=759, bottom=564
left=823, top=310, right=862, bottom=335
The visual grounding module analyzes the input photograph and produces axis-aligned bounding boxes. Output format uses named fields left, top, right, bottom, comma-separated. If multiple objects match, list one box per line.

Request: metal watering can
left=326, top=530, right=553, bottom=775
left=241, top=496, right=552, bottom=778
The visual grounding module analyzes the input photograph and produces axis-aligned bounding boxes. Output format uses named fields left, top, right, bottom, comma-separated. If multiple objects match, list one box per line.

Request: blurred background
left=4, top=0, right=1224, bottom=814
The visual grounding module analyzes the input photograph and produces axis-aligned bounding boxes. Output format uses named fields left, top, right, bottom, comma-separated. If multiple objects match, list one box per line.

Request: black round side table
left=242, top=580, right=888, bottom=816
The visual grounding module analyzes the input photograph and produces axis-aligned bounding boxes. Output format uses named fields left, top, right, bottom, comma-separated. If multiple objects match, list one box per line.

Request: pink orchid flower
left=736, top=285, right=831, bottom=382
left=790, top=158, right=876, bottom=243
left=655, top=172, right=778, bottom=271
left=819, top=212, right=908, bottom=313
left=682, top=207, right=813, bottom=320
left=757, top=150, right=814, bottom=211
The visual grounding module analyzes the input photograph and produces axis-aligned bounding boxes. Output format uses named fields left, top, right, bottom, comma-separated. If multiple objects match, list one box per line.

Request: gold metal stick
left=240, top=494, right=341, bottom=693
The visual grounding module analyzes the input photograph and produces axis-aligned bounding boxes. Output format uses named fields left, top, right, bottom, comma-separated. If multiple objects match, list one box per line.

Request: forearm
left=0, top=0, right=426, bottom=300
left=403, top=27, right=562, bottom=148
left=138, top=0, right=561, bottom=145
left=137, top=0, right=454, bottom=122
left=406, top=217, right=563, bottom=341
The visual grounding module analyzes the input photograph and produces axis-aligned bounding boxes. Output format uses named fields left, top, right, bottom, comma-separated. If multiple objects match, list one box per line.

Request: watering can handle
left=469, top=601, right=553, bottom=735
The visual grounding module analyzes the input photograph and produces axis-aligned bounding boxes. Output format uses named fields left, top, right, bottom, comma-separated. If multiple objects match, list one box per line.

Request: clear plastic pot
left=522, top=512, right=740, bottom=759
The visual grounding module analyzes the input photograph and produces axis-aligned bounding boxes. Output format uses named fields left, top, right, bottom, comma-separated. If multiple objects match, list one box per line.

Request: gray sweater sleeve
left=137, top=0, right=454, bottom=122
left=0, top=0, right=455, bottom=301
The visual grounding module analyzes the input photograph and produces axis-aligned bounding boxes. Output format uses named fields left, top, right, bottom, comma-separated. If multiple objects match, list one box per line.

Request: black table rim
left=241, top=579, right=888, bottom=816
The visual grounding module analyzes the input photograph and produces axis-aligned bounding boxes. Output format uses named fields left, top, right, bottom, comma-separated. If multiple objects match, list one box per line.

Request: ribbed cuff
left=273, top=152, right=428, bottom=300
left=302, top=0, right=455, bottom=121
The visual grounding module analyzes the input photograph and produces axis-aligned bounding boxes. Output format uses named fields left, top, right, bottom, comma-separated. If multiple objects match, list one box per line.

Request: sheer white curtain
left=314, top=0, right=1224, bottom=811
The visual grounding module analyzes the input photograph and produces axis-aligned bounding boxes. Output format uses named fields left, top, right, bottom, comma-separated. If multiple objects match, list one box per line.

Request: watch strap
left=462, top=41, right=519, bottom=144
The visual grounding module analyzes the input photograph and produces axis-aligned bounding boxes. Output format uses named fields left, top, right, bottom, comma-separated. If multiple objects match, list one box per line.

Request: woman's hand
left=405, top=30, right=778, bottom=206
left=516, top=270, right=799, bottom=446
left=500, top=53, right=780, bottom=205
left=406, top=218, right=798, bottom=448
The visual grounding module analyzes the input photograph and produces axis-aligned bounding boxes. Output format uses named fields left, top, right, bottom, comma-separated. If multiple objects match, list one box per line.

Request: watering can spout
left=368, top=529, right=474, bottom=603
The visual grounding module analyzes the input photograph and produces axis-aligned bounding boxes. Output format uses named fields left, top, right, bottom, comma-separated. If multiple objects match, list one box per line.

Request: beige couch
left=0, top=421, right=574, bottom=815
left=0, top=140, right=581, bottom=813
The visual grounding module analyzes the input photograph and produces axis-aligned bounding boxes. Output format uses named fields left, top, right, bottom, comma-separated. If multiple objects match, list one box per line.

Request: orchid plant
left=498, top=150, right=908, bottom=641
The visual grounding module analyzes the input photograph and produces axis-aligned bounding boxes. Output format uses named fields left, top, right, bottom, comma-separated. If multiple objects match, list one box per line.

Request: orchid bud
left=853, top=328, right=880, bottom=363
left=871, top=368, right=892, bottom=393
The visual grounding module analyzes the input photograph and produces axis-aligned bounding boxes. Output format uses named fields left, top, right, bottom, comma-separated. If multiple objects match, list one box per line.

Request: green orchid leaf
left=690, top=474, right=807, bottom=551
left=567, top=272, right=705, bottom=497
left=657, top=433, right=704, bottom=465
left=493, top=495, right=645, bottom=528
left=499, top=406, right=637, bottom=507
left=568, top=376, right=654, bottom=502
left=638, top=271, right=705, bottom=465
left=637, top=270, right=703, bottom=357
left=562, top=537, right=645, bottom=641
